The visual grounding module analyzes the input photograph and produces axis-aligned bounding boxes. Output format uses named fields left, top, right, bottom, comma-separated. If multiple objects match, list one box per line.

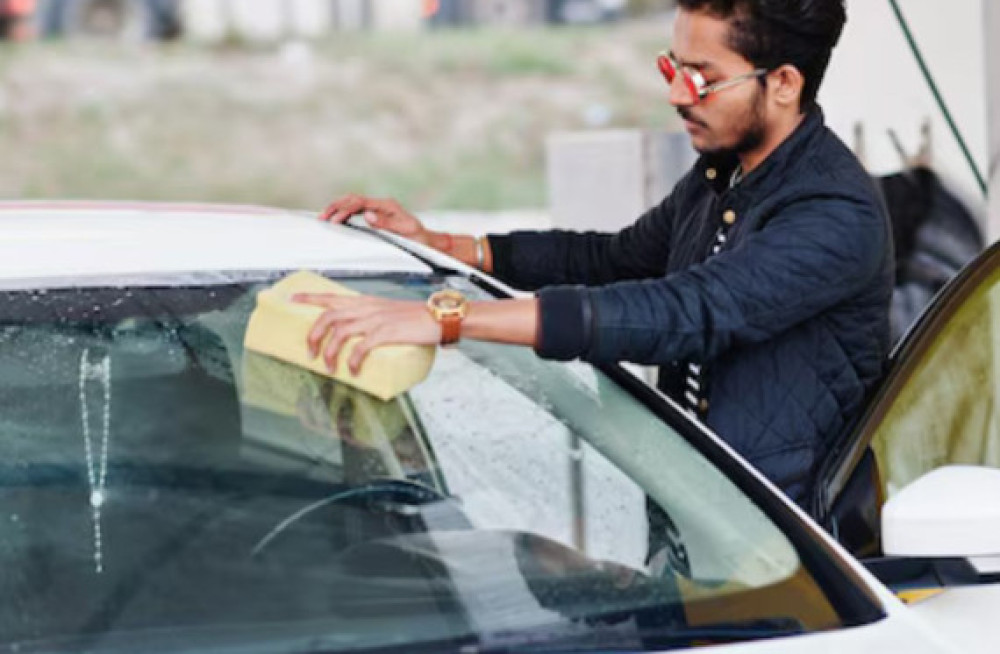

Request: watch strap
left=440, top=313, right=462, bottom=345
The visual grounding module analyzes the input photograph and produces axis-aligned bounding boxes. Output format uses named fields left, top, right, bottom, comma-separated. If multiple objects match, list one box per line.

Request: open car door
left=810, top=239, right=1000, bottom=650
left=813, top=239, right=1000, bottom=553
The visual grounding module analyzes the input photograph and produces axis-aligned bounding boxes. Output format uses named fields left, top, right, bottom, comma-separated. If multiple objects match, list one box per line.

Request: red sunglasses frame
left=657, top=52, right=768, bottom=104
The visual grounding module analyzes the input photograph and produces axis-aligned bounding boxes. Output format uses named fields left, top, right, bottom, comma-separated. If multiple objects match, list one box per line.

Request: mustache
left=677, top=108, right=707, bottom=127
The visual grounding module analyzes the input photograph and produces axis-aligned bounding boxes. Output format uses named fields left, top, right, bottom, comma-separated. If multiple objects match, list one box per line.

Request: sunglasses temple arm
left=705, top=69, right=768, bottom=94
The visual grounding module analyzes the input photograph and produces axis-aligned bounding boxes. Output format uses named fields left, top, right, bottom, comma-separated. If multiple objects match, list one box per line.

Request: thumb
left=363, top=211, right=381, bottom=227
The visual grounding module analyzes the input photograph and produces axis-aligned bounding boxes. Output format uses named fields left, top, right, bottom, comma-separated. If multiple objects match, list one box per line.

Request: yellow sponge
left=243, top=271, right=435, bottom=401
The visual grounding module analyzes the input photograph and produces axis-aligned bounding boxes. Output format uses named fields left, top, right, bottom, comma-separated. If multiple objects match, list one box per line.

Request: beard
left=730, top=84, right=767, bottom=155
left=681, top=83, right=767, bottom=157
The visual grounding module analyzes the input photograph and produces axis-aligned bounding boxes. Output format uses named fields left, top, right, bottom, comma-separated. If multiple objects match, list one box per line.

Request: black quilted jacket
left=488, top=108, right=894, bottom=506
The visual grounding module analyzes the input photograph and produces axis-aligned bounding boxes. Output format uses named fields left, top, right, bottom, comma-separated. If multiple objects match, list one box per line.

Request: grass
left=0, top=20, right=678, bottom=212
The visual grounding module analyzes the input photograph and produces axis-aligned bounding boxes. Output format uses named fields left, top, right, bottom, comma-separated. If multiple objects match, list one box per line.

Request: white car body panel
left=0, top=202, right=431, bottom=288
left=905, top=585, right=1000, bottom=654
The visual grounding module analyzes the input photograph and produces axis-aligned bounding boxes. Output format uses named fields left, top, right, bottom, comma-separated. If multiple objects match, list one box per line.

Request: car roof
left=0, top=201, right=433, bottom=288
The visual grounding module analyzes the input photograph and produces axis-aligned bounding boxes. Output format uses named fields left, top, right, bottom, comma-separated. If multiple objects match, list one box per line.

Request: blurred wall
left=988, top=2, right=1000, bottom=238
left=369, top=0, right=424, bottom=31
left=820, top=0, right=989, bottom=233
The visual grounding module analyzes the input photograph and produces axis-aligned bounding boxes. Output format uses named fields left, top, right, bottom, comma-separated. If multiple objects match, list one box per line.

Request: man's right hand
left=319, top=194, right=430, bottom=246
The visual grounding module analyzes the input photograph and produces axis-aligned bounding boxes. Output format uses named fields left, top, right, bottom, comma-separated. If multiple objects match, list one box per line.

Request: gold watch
left=426, top=290, right=469, bottom=345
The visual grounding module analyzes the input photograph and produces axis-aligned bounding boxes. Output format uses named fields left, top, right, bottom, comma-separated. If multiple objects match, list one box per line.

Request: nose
left=668, top=74, right=697, bottom=108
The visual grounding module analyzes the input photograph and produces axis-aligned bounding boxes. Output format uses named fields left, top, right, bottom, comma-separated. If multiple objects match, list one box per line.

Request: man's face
left=668, top=9, right=769, bottom=157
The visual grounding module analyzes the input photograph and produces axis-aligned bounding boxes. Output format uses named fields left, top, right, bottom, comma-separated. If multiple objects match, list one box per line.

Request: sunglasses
left=657, top=52, right=768, bottom=104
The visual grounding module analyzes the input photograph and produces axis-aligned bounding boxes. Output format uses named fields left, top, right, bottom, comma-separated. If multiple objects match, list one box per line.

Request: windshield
left=0, top=273, right=855, bottom=653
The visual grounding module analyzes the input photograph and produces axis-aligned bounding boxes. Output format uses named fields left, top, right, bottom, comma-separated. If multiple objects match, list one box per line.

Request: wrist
left=428, top=231, right=454, bottom=253
left=475, top=237, right=485, bottom=270
left=426, top=289, right=468, bottom=345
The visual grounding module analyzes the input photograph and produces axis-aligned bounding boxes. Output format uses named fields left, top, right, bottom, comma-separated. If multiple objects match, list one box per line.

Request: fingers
left=320, top=193, right=381, bottom=223
left=319, top=194, right=363, bottom=223
left=316, top=318, right=383, bottom=376
left=319, top=195, right=414, bottom=234
left=320, top=320, right=362, bottom=372
left=295, top=295, right=391, bottom=367
left=340, top=320, right=415, bottom=375
left=299, top=299, right=380, bottom=356
left=347, top=328, right=383, bottom=375
left=293, top=292, right=358, bottom=310
left=297, top=296, right=439, bottom=377
left=307, top=309, right=345, bottom=358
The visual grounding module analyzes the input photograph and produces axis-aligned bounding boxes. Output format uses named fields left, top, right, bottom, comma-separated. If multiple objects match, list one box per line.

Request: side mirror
left=882, top=466, right=1000, bottom=558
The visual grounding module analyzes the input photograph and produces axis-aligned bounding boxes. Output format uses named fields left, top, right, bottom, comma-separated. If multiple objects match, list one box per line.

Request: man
left=297, top=0, right=893, bottom=510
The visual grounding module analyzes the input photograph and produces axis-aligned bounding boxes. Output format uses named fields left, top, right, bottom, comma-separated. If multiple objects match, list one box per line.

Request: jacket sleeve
left=535, top=196, right=891, bottom=364
left=487, top=191, right=677, bottom=291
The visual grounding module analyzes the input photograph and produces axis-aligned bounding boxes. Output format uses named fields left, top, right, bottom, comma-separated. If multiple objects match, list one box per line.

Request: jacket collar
left=694, top=106, right=826, bottom=197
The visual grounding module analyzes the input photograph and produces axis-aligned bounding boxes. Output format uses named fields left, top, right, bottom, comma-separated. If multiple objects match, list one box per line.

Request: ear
left=768, top=64, right=805, bottom=109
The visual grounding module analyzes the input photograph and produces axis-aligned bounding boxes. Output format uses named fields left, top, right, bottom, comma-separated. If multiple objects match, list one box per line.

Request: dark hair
left=676, top=0, right=847, bottom=110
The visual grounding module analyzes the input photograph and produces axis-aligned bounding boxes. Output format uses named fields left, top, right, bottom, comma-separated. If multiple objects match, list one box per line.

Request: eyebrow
left=668, top=50, right=719, bottom=74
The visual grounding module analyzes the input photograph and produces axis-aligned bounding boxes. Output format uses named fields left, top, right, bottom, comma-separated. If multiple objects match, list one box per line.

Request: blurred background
left=0, top=0, right=679, bottom=212
left=0, top=0, right=994, bottom=277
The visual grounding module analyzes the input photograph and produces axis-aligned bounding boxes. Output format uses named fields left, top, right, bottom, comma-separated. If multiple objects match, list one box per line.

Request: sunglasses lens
left=657, top=55, right=676, bottom=83
left=657, top=56, right=703, bottom=104
left=685, top=76, right=701, bottom=102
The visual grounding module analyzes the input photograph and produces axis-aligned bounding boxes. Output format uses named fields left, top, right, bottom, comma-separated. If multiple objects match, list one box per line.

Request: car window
left=863, top=244, right=1000, bottom=498
left=0, top=274, right=865, bottom=653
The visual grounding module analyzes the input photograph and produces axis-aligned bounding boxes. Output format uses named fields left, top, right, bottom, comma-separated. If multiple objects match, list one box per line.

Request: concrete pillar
left=547, top=130, right=647, bottom=232
left=988, top=1, right=1000, bottom=241
left=546, top=129, right=695, bottom=232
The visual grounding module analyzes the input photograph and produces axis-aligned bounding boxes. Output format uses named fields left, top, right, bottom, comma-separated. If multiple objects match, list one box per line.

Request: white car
left=0, top=201, right=995, bottom=653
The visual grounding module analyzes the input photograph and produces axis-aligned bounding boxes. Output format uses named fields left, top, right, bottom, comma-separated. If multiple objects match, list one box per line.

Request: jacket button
left=723, top=210, right=737, bottom=225
left=706, top=168, right=718, bottom=180
left=699, top=399, right=710, bottom=412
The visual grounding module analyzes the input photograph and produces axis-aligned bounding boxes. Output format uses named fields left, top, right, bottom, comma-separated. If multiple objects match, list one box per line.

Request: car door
left=811, top=239, right=1000, bottom=648
left=815, top=239, right=1000, bottom=551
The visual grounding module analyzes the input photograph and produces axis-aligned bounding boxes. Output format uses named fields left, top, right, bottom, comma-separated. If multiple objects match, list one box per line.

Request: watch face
left=429, top=290, right=467, bottom=317
left=436, top=296, right=463, bottom=311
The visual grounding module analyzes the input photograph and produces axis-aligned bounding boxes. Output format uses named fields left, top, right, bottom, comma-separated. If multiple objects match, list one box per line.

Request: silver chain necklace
left=730, top=164, right=744, bottom=188
left=79, top=348, right=111, bottom=574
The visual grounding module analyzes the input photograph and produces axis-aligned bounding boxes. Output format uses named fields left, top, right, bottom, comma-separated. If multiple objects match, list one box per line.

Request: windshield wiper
left=251, top=478, right=452, bottom=557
